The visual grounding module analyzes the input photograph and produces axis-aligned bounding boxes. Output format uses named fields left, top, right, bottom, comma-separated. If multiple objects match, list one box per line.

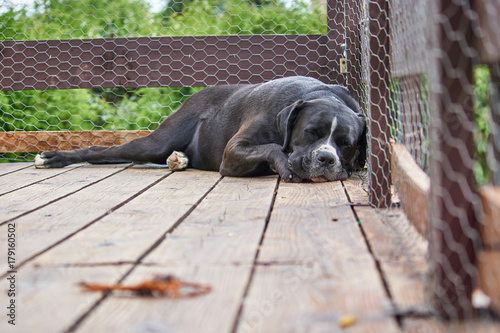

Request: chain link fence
left=1, top=0, right=500, bottom=324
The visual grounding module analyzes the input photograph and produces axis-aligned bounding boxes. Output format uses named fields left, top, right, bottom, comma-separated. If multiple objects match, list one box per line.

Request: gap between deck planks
left=0, top=164, right=408, bottom=332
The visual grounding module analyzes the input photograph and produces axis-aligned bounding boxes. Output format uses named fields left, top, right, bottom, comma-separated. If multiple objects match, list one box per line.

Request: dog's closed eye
left=304, top=128, right=319, bottom=139
left=336, top=137, right=351, bottom=147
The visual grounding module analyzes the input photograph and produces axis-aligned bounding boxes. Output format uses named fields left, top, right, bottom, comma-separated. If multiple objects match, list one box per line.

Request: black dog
left=35, top=76, right=366, bottom=182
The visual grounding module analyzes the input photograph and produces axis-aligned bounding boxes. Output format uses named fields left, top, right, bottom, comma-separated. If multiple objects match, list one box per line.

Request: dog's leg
left=35, top=109, right=199, bottom=168
left=219, top=140, right=302, bottom=182
left=35, top=132, right=169, bottom=168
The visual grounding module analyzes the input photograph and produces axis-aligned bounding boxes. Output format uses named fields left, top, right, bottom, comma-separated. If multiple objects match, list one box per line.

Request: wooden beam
left=426, top=0, right=477, bottom=320
left=390, top=140, right=430, bottom=236
left=367, top=0, right=391, bottom=208
left=477, top=251, right=500, bottom=314
left=479, top=186, right=500, bottom=250
left=0, top=130, right=152, bottom=153
left=0, top=34, right=341, bottom=91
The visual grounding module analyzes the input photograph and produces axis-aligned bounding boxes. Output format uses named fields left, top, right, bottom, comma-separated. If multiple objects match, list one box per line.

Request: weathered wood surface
left=390, top=140, right=430, bottom=235
left=0, top=130, right=152, bottom=153
left=243, top=180, right=400, bottom=332
left=478, top=186, right=500, bottom=313
left=0, top=163, right=497, bottom=332
left=0, top=162, right=31, bottom=176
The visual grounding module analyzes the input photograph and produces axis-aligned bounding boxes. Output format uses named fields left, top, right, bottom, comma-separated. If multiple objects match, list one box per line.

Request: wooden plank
left=0, top=35, right=338, bottom=91
left=237, top=264, right=399, bottom=333
left=0, top=165, right=79, bottom=195
left=33, top=170, right=222, bottom=265
left=479, top=186, right=500, bottom=248
left=342, top=171, right=369, bottom=205
left=477, top=0, right=500, bottom=63
left=0, top=166, right=168, bottom=273
left=390, top=140, right=430, bottom=235
left=75, top=265, right=252, bottom=333
left=0, top=263, right=131, bottom=332
left=71, top=175, right=278, bottom=331
left=257, top=181, right=366, bottom=263
left=0, top=130, right=152, bottom=153
left=242, top=181, right=399, bottom=332
left=367, top=0, right=391, bottom=208
left=402, top=319, right=447, bottom=333
left=0, top=165, right=128, bottom=224
left=143, top=175, right=279, bottom=266
left=477, top=251, right=500, bottom=314
left=0, top=162, right=32, bottom=176
left=478, top=186, right=500, bottom=313
left=355, top=206, right=428, bottom=310
left=404, top=318, right=500, bottom=333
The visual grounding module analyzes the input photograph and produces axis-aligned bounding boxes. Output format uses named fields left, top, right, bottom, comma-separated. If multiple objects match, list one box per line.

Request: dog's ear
left=356, top=121, right=367, bottom=169
left=277, top=100, right=306, bottom=152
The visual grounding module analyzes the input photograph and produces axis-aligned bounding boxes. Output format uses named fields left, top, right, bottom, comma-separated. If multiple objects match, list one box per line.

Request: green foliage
left=1, top=0, right=325, bottom=162
left=473, top=66, right=492, bottom=185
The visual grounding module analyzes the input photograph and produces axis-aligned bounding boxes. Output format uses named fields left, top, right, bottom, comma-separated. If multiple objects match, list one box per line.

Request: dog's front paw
left=167, top=151, right=189, bottom=171
left=281, top=169, right=302, bottom=183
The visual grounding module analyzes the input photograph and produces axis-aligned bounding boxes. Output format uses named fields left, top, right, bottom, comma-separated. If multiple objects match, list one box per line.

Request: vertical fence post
left=427, top=0, right=477, bottom=320
left=367, top=0, right=391, bottom=208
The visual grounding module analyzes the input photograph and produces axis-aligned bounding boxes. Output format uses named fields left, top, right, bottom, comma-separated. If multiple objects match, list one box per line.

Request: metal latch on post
left=340, top=43, right=347, bottom=74
left=339, top=58, right=347, bottom=73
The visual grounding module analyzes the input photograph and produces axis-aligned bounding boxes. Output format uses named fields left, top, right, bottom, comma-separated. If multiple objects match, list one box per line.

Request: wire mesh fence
left=385, top=0, right=500, bottom=322
left=1, top=0, right=500, bottom=325
left=0, top=0, right=334, bottom=160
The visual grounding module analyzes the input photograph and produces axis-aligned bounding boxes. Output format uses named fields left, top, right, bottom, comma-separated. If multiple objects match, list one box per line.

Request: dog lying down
left=35, top=76, right=366, bottom=182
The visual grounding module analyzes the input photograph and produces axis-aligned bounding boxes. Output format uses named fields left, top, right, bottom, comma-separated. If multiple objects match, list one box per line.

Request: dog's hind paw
left=167, top=151, right=189, bottom=171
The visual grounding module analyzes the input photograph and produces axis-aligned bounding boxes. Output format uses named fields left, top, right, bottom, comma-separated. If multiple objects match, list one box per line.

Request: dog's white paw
left=34, top=154, right=48, bottom=169
left=167, top=151, right=189, bottom=171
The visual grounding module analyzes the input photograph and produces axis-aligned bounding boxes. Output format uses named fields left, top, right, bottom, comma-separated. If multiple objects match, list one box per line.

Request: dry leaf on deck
left=79, top=274, right=211, bottom=298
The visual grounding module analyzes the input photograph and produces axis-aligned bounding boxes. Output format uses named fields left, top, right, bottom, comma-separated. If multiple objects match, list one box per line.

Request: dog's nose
left=316, top=150, right=336, bottom=167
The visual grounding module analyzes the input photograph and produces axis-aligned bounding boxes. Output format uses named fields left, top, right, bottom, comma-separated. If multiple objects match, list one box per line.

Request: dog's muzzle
left=290, top=146, right=348, bottom=182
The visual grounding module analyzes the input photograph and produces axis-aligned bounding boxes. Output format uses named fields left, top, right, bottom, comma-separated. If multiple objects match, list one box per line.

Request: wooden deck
left=0, top=162, right=497, bottom=332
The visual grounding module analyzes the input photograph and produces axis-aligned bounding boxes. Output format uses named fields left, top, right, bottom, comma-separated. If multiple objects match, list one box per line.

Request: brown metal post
left=367, top=0, right=391, bottom=208
left=427, top=0, right=477, bottom=320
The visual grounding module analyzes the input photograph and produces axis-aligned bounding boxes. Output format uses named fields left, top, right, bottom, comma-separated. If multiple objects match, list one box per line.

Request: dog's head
left=277, top=86, right=366, bottom=182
